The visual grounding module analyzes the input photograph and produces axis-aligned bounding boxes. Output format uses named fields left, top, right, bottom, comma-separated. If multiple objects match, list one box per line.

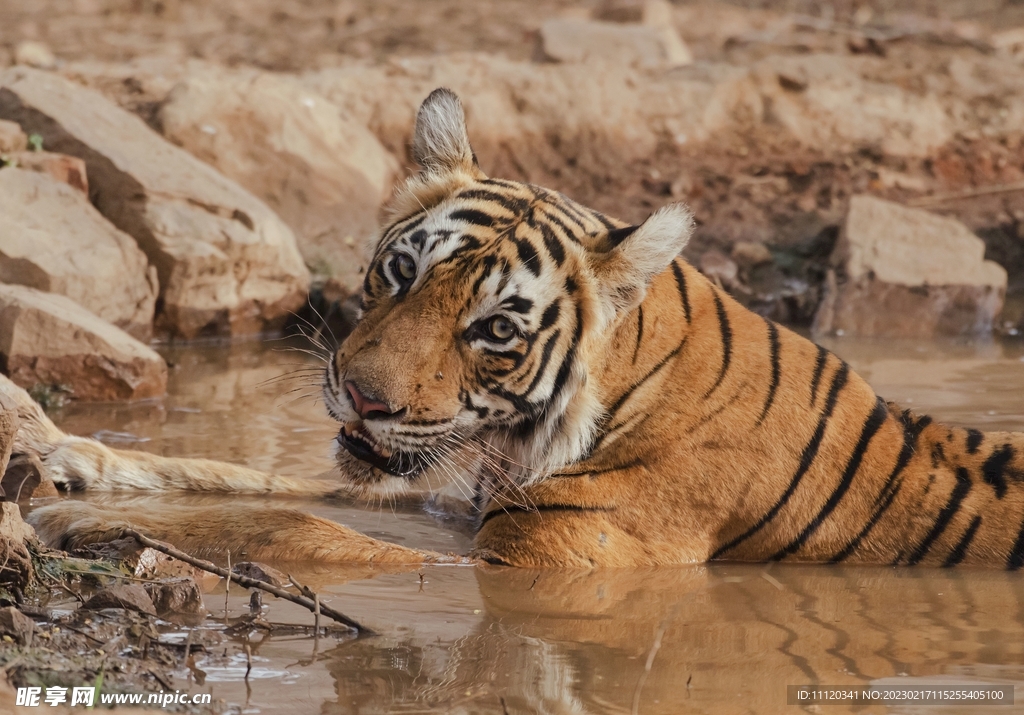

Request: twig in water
left=225, top=550, right=231, bottom=622
left=761, top=571, right=785, bottom=591
left=59, top=623, right=105, bottom=645
left=122, top=528, right=373, bottom=634
left=314, top=593, right=321, bottom=637
left=249, top=590, right=262, bottom=616
left=148, top=669, right=173, bottom=691
left=631, top=623, right=666, bottom=715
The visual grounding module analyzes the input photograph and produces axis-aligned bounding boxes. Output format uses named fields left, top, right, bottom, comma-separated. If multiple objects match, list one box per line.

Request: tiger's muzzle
left=335, top=420, right=424, bottom=478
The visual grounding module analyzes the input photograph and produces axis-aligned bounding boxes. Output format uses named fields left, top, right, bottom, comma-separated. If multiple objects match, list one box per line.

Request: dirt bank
left=2, top=0, right=1024, bottom=345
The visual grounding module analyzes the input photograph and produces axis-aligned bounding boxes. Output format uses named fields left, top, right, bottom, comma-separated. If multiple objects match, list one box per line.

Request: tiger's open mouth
left=337, top=420, right=422, bottom=478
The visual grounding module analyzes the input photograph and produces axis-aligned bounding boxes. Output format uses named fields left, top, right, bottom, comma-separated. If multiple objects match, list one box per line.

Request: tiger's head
left=324, top=88, right=693, bottom=491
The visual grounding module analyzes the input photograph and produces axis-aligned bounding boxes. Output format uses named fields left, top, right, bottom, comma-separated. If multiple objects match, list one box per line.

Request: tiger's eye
left=487, top=317, right=515, bottom=341
left=394, top=254, right=416, bottom=282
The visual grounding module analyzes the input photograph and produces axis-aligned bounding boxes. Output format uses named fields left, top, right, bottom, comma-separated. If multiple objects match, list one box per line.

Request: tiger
left=20, top=87, right=1024, bottom=569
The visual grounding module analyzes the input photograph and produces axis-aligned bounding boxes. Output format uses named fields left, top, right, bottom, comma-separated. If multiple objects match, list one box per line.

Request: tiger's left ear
left=589, top=203, right=695, bottom=324
left=411, top=88, right=480, bottom=175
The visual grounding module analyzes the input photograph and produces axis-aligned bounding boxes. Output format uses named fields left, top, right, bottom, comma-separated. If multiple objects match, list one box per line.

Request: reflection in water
left=319, top=565, right=1024, bottom=715
left=44, top=336, right=1024, bottom=714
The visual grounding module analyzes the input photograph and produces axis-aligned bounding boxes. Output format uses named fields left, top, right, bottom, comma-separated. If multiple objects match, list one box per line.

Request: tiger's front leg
left=1, top=374, right=352, bottom=498
left=28, top=502, right=464, bottom=564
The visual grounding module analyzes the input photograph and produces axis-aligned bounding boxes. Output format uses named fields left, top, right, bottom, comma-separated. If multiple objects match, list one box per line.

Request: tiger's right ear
left=412, top=88, right=478, bottom=174
left=588, top=203, right=695, bottom=326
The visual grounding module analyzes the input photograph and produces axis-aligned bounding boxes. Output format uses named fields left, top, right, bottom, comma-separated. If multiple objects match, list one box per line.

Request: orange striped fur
left=24, top=88, right=1024, bottom=569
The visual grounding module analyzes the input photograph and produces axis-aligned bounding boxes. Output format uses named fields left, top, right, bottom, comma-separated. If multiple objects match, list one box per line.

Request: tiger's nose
left=345, top=381, right=405, bottom=420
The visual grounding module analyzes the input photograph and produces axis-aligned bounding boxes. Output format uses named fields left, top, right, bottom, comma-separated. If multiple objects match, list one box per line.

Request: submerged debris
left=0, top=490, right=363, bottom=712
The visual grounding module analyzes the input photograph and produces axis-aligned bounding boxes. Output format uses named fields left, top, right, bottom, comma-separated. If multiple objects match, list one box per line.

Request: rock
left=0, top=67, right=310, bottom=339
left=0, top=502, right=35, bottom=590
left=131, top=547, right=196, bottom=580
left=13, top=42, right=56, bottom=70
left=232, top=561, right=288, bottom=587
left=0, top=284, right=167, bottom=401
left=0, top=168, right=157, bottom=338
left=0, top=606, right=34, bottom=645
left=699, top=249, right=739, bottom=288
left=640, top=0, right=693, bottom=67
left=539, top=18, right=691, bottom=69
left=731, top=241, right=773, bottom=267
left=27, top=477, right=58, bottom=500
left=132, top=546, right=217, bottom=588
left=991, top=26, right=1024, bottom=55
left=83, top=583, right=157, bottom=616
left=4, top=150, right=88, bottom=193
left=158, top=70, right=399, bottom=285
left=0, top=391, right=16, bottom=479
left=0, top=501, right=35, bottom=546
left=248, top=590, right=263, bottom=615
left=0, top=119, right=26, bottom=153
left=0, top=453, right=44, bottom=503
left=144, top=577, right=206, bottom=617
left=813, top=196, right=1008, bottom=338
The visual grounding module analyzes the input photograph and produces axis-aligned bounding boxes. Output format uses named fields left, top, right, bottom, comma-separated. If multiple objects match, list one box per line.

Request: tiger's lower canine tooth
left=378, top=447, right=392, bottom=458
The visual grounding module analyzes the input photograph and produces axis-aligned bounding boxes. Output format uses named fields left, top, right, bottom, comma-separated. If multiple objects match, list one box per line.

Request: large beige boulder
left=0, top=168, right=157, bottom=339
left=0, top=67, right=310, bottom=339
left=158, top=70, right=399, bottom=284
left=813, top=196, right=1008, bottom=338
left=0, top=284, right=167, bottom=400
left=754, top=55, right=952, bottom=158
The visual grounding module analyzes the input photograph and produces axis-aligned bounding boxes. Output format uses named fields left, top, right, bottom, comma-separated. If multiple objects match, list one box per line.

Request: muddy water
left=45, top=336, right=1024, bottom=715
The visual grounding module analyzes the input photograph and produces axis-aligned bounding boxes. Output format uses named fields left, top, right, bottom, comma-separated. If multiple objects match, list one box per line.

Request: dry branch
left=122, top=528, right=373, bottom=635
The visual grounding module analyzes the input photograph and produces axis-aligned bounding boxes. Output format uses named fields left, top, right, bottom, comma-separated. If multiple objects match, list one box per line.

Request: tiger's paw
left=27, top=501, right=133, bottom=552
